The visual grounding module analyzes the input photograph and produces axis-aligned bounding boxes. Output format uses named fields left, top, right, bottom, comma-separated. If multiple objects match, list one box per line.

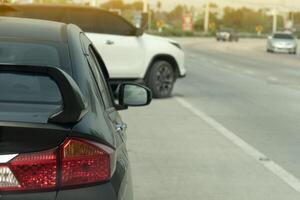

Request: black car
left=216, top=28, right=239, bottom=42
left=0, top=17, right=151, bottom=199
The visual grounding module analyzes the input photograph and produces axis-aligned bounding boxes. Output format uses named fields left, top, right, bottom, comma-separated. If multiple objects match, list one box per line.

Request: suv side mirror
left=117, top=83, right=151, bottom=109
left=135, top=28, right=144, bottom=37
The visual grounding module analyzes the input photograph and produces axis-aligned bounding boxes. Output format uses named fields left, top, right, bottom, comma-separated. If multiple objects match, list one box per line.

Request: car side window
left=88, top=47, right=114, bottom=108
left=65, top=8, right=96, bottom=33
left=80, top=34, right=114, bottom=109
left=94, top=12, right=136, bottom=35
left=72, top=10, right=136, bottom=35
left=2, top=6, right=136, bottom=36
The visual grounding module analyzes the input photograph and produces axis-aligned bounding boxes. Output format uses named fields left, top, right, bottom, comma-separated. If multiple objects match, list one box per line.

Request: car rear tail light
left=9, top=149, right=57, bottom=191
left=0, top=149, right=57, bottom=192
left=0, top=166, right=20, bottom=190
left=61, top=139, right=110, bottom=187
left=0, top=138, right=114, bottom=192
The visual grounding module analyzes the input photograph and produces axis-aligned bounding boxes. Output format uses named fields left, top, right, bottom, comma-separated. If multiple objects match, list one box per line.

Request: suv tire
left=146, top=61, right=175, bottom=98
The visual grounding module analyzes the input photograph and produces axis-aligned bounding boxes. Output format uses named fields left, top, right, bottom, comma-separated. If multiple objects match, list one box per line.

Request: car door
left=80, top=35, right=130, bottom=193
left=86, top=12, right=145, bottom=79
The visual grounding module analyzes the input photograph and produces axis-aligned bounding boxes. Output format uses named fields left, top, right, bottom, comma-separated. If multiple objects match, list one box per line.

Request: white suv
left=0, top=4, right=186, bottom=98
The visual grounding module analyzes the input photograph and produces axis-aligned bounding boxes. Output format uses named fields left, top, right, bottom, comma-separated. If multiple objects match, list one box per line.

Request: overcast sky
left=120, top=0, right=300, bottom=11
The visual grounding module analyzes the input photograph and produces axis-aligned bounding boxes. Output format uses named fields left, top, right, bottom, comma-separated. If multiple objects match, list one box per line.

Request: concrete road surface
left=121, top=38, right=300, bottom=200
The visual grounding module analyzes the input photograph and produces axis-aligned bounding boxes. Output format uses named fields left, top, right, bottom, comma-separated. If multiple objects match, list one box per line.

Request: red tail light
left=0, top=138, right=114, bottom=192
left=9, top=149, right=57, bottom=191
left=61, top=139, right=110, bottom=187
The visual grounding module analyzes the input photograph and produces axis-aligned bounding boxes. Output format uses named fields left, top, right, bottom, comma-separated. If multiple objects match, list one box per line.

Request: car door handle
left=115, top=123, right=127, bottom=132
left=105, top=40, right=115, bottom=45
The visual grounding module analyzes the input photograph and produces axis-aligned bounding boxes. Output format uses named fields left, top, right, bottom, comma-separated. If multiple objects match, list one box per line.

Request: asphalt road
left=176, top=38, right=300, bottom=177
left=121, top=38, right=300, bottom=200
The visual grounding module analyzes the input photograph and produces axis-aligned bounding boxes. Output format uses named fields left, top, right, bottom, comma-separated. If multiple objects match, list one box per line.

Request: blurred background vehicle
left=0, top=16, right=151, bottom=200
left=0, top=4, right=186, bottom=98
left=216, top=28, right=239, bottom=42
left=266, top=32, right=297, bottom=54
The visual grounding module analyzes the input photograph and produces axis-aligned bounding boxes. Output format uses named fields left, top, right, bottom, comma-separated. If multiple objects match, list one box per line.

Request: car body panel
left=86, top=33, right=145, bottom=78
left=88, top=32, right=186, bottom=79
left=0, top=121, right=68, bottom=154
left=68, top=26, right=133, bottom=199
left=142, top=34, right=186, bottom=78
left=0, top=192, right=57, bottom=200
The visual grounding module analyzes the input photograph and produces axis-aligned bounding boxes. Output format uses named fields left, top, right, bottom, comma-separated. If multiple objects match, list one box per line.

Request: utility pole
left=156, top=0, right=161, bottom=12
left=142, top=0, right=151, bottom=30
left=204, top=1, right=210, bottom=33
left=148, top=4, right=152, bottom=31
left=272, top=9, right=277, bottom=33
left=143, top=0, right=148, bottom=13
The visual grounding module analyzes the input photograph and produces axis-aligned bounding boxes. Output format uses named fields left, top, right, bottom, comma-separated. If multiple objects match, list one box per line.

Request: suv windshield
left=273, top=33, right=294, bottom=39
left=219, top=28, right=233, bottom=32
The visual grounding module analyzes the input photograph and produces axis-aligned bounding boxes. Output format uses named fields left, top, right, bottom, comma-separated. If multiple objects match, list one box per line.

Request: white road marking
left=175, top=97, right=300, bottom=193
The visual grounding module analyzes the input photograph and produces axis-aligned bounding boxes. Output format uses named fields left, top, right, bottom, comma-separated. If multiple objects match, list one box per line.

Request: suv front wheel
left=146, top=60, right=175, bottom=98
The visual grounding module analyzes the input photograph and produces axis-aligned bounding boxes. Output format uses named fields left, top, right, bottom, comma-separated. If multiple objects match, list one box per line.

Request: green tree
left=125, top=2, right=143, bottom=11
left=193, top=3, right=220, bottom=32
left=101, top=0, right=125, bottom=10
left=221, top=7, right=280, bottom=33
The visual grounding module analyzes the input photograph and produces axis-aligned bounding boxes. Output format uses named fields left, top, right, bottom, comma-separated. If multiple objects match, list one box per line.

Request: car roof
left=0, top=3, right=110, bottom=14
left=0, top=17, right=68, bottom=42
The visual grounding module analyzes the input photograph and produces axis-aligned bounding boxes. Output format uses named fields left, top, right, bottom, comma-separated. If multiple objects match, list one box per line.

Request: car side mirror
left=117, top=83, right=151, bottom=109
left=135, top=28, right=144, bottom=37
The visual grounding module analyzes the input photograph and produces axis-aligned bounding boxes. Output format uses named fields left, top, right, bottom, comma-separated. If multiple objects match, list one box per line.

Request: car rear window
left=0, top=41, right=70, bottom=123
left=0, top=73, right=62, bottom=105
left=0, top=41, right=71, bottom=72
left=0, top=72, right=62, bottom=123
left=273, top=34, right=294, bottom=39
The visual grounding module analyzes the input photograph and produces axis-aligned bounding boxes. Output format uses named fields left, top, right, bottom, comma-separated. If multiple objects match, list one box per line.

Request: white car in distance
left=267, top=32, right=297, bottom=55
left=0, top=4, right=187, bottom=98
